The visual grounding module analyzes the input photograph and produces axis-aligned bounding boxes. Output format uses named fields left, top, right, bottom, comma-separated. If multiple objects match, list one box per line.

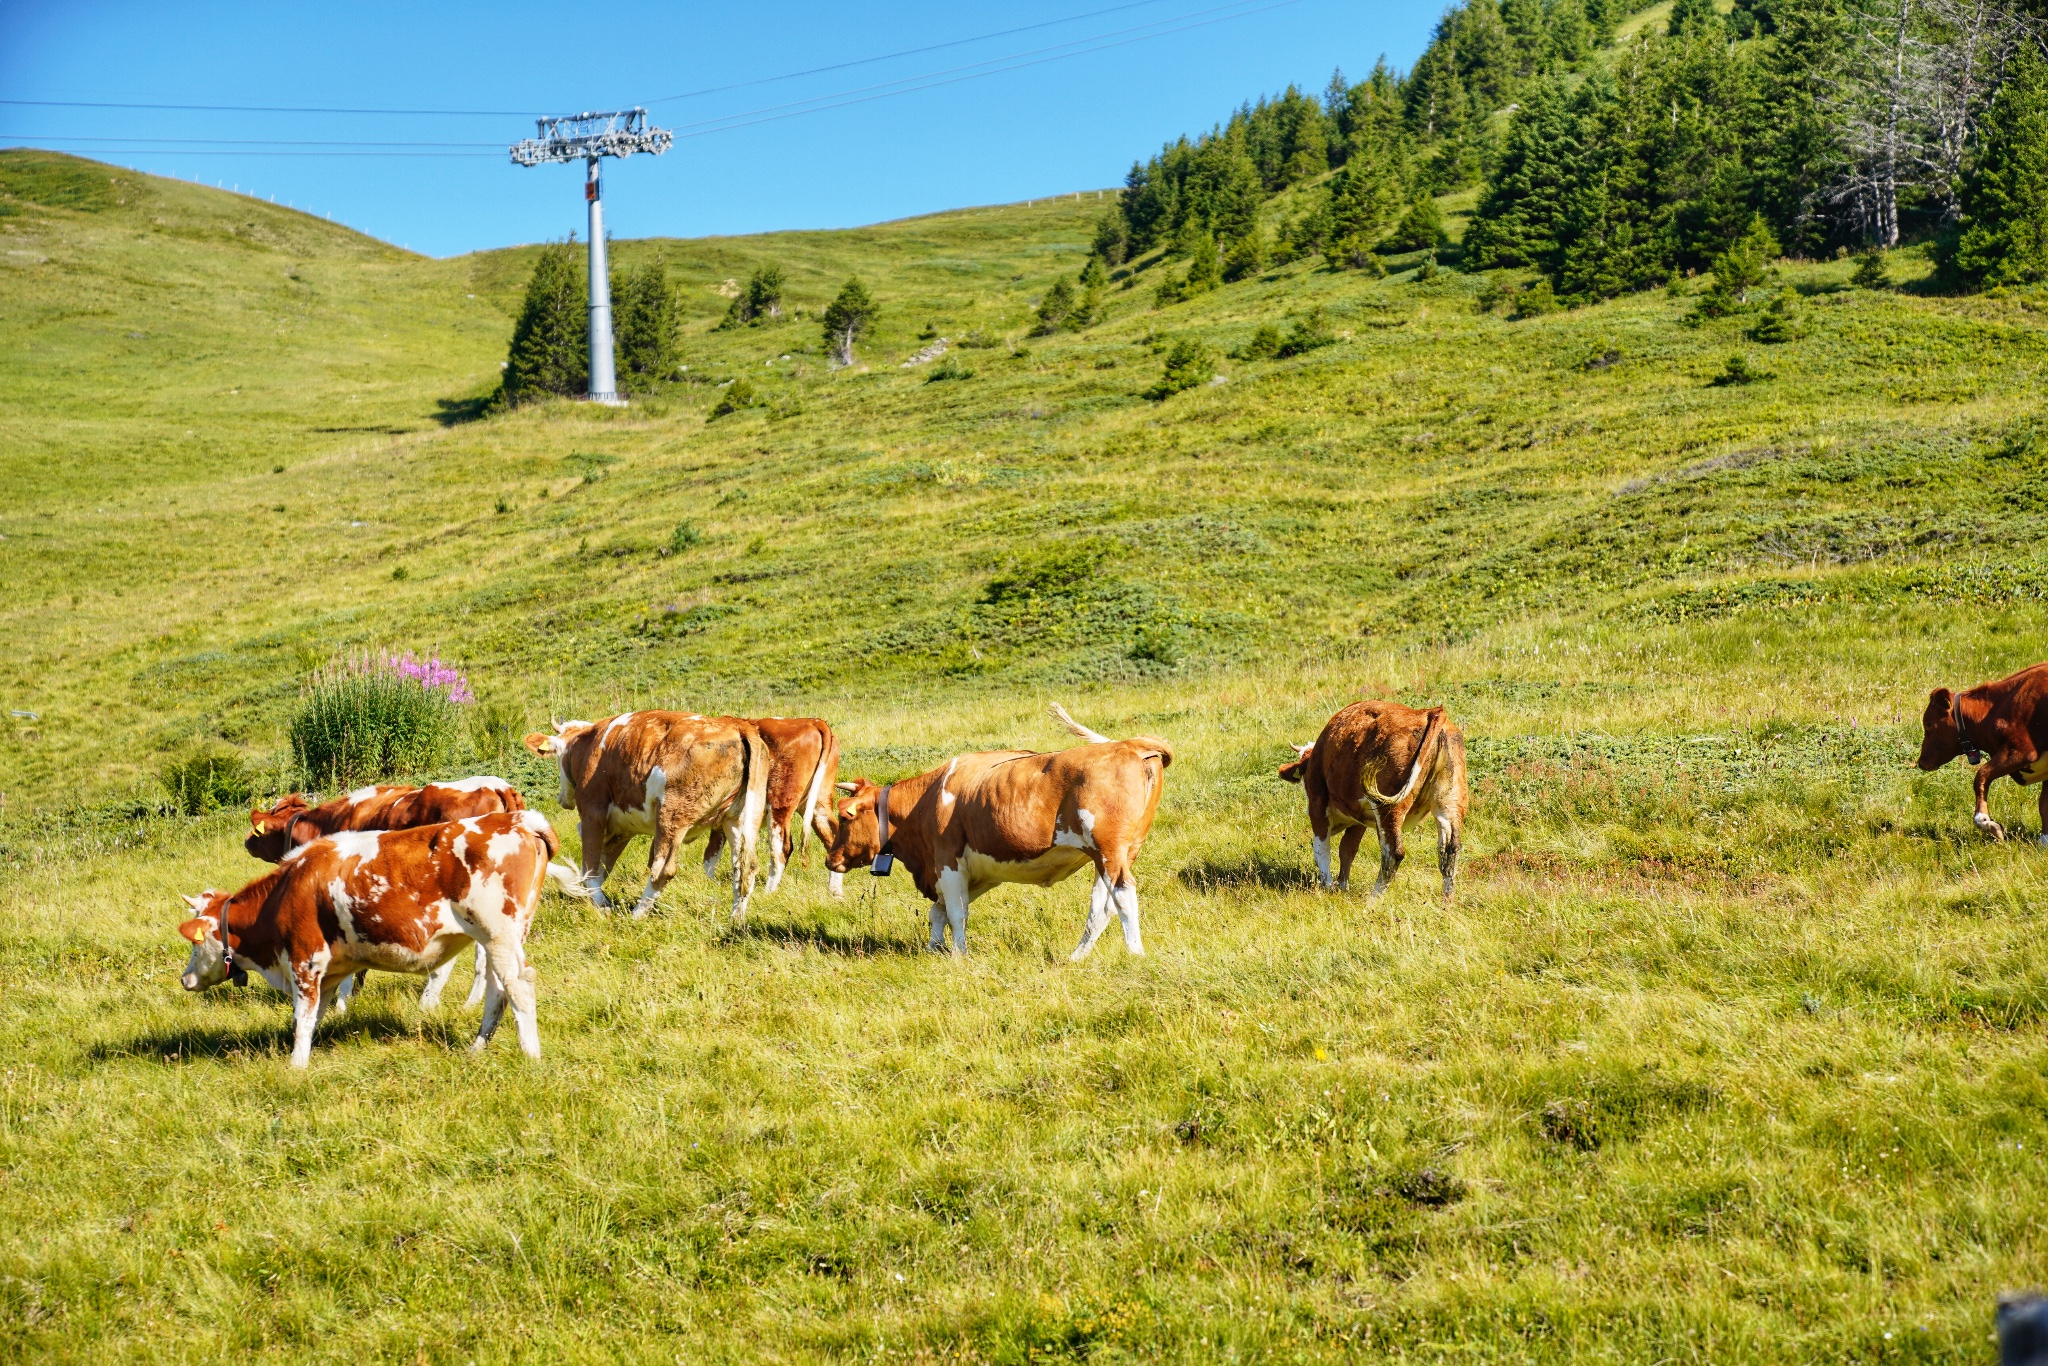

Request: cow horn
left=1290, top=742, right=1314, bottom=757
left=551, top=716, right=564, bottom=733
left=836, top=781, right=858, bottom=792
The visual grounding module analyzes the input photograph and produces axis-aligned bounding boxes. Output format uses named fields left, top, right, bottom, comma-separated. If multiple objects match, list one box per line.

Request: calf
left=176, top=810, right=587, bottom=1067
left=1918, top=661, right=2048, bottom=843
left=825, top=703, right=1171, bottom=959
left=246, top=777, right=528, bottom=1011
left=524, top=711, right=770, bottom=919
left=701, top=716, right=842, bottom=894
left=1279, top=700, right=1468, bottom=899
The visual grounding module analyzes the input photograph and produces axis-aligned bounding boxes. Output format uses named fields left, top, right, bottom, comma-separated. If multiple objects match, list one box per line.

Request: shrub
left=926, top=354, right=975, bottom=382
left=1850, top=248, right=1891, bottom=289
left=983, top=542, right=1104, bottom=604
left=667, top=522, right=703, bottom=554
left=160, top=750, right=253, bottom=816
left=1183, top=234, right=1222, bottom=294
left=1144, top=339, right=1215, bottom=399
left=1511, top=279, right=1561, bottom=318
left=290, top=651, right=472, bottom=787
left=1221, top=233, right=1265, bottom=282
left=1749, top=288, right=1802, bottom=343
left=709, top=378, right=757, bottom=419
left=1276, top=307, right=1337, bottom=357
left=719, top=264, right=786, bottom=329
left=1711, top=353, right=1774, bottom=386
left=1326, top=235, right=1386, bottom=275
left=1233, top=323, right=1282, bottom=361
left=1034, top=279, right=1077, bottom=335
left=1476, top=274, right=1515, bottom=314
left=1414, top=251, right=1439, bottom=281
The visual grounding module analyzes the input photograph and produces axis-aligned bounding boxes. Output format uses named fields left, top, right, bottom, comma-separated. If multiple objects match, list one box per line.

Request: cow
left=175, top=810, right=588, bottom=1067
left=1279, top=700, right=1468, bottom=900
left=699, top=717, right=842, bottom=895
left=246, top=777, right=528, bottom=1011
left=244, top=778, right=526, bottom=862
left=523, top=711, right=771, bottom=920
left=1918, top=662, right=2048, bottom=843
left=824, top=703, right=1171, bottom=959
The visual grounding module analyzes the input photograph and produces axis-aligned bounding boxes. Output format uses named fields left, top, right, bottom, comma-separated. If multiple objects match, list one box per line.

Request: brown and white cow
left=245, top=778, right=526, bottom=862
left=824, top=704, right=1171, bottom=959
left=1918, top=661, right=2048, bottom=843
left=1279, top=700, right=1468, bottom=899
left=700, top=717, right=842, bottom=895
left=523, top=711, right=770, bottom=919
left=176, top=810, right=587, bottom=1067
left=246, top=777, right=529, bottom=1011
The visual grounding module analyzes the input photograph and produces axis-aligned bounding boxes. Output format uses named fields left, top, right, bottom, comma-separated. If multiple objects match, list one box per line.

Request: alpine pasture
left=3, top=145, right=2048, bottom=1361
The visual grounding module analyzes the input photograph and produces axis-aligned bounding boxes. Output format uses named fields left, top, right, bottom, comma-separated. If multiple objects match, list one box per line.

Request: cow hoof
left=828, top=871, right=845, bottom=898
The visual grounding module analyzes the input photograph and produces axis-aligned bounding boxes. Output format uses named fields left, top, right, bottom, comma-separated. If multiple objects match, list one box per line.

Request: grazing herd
left=175, top=662, right=2048, bottom=1067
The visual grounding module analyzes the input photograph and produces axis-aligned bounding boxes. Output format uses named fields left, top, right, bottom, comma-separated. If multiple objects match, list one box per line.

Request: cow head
left=175, top=891, right=232, bottom=991
left=523, top=719, right=595, bottom=807
left=824, top=778, right=883, bottom=874
left=244, top=793, right=312, bottom=862
left=1918, top=688, right=1969, bottom=769
left=1277, top=742, right=1315, bottom=784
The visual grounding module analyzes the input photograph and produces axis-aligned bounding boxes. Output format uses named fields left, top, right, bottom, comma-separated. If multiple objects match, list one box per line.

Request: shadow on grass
left=716, top=916, right=933, bottom=957
left=1177, top=851, right=1317, bottom=893
left=87, top=996, right=467, bottom=1064
left=434, top=395, right=494, bottom=426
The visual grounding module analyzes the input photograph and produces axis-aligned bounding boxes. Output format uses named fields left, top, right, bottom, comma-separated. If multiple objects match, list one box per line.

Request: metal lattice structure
left=510, top=108, right=671, bottom=404
left=509, top=108, right=672, bottom=167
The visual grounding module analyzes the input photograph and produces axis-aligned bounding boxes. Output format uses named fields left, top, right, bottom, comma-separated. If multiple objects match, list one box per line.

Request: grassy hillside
left=4, top=147, right=2048, bottom=1360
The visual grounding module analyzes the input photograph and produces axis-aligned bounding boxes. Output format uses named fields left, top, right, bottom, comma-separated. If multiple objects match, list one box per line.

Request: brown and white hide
left=524, top=711, right=771, bottom=919
left=700, top=716, right=842, bottom=895
left=1279, top=700, right=1468, bottom=899
left=825, top=704, right=1171, bottom=959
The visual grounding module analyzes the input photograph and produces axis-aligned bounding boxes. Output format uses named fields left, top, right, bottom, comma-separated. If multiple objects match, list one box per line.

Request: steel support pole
left=584, top=157, right=619, bottom=404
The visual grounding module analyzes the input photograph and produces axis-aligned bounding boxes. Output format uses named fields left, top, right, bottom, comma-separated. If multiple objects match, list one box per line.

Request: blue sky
left=0, top=0, right=1441, bottom=258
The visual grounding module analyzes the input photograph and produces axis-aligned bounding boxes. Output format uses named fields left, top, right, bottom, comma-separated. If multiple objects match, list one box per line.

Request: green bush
left=1851, top=248, right=1891, bottom=290
left=1276, top=308, right=1337, bottom=357
left=709, top=378, right=757, bottom=419
left=926, top=354, right=975, bottom=382
left=1143, top=339, right=1216, bottom=399
left=1233, top=324, right=1282, bottom=361
left=983, top=542, right=1105, bottom=604
left=667, top=521, right=704, bottom=554
left=290, top=653, right=469, bottom=788
left=1711, top=353, right=1774, bottom=386
left=1512, top=279, right=1561, bottom=318
left=160, top=750, right=254, bottom=816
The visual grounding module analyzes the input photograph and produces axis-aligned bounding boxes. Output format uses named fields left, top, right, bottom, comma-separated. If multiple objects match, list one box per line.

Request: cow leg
left=728, top=814, right=762, bottom=923
left=635, top=822, right=686, bottom=920
left=418, top=955, right=457, bottom=1010
left=1070, top=873, right=1116, bottom=962
left=463, top=941, right=490, bottom=1009
left=576, top=811, right=616, bottom=908
left=329, top=968, right=362, bottom=1017
left=471, top=941, right=540, bottom=1058
left=1111, top=877, right=1144, bottom=956
left=1369, top=806, right=1406, bottom=898
left=702, top=829, right=726, bottom=881
left=1974, top=764, right=2007, bottom=841
left=829, top=870, right=846, bottom=898
left=936, top=864, right=969, bottom=955
left=288, top=961, right=324, bottom=1068
left=1438, top=807, right=1462, bottom=901
left=763, top=815, right=791, bottom=894
left=2036, top=782, right=2048, bottom=847
left=1309, top=801, right=1334, bottom=890
left=1335, top=826, right=1366, bottom=893
left=927, top=901, right=947, bottom=951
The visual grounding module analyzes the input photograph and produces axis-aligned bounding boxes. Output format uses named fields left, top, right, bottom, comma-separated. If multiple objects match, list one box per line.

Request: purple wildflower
left=380, top=650, right=476, bottom=704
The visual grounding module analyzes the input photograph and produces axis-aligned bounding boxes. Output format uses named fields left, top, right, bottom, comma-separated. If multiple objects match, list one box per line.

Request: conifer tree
left=1222, top=232, right=1267, bottom=281
left=1383, top=196, right=1449, bottom=252
left=1667, top=0, right=1721, bottom=37
left=1091, top=210, right=1130, bottom=266
left=1034, top=279, right=1077, bottom=334
left=498, top=240, right=587, bottom=405
left=822, top=278, right=878, bottom=367
left=1184, top=233, right=1224, bottom=294
left=614, top=254, right=681, bottom=391
left=719, top=264, right=784, bottom=329
left=1464, top=80, right=1582, bottom=269
left=1948, top=46, right=2048, bottom=286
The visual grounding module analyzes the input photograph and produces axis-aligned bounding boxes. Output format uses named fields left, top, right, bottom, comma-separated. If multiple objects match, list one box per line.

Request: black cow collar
left=1952, top=692, right=1984, bottom=766
left=872, top=784, right=895, bottom=876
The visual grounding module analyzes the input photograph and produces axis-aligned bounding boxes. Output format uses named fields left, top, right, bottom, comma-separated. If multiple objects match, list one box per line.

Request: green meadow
left=3, top=147, right=2048, bottom=1361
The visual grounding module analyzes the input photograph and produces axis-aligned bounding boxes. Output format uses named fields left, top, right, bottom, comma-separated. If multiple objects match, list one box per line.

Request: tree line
left=1095, top=0, right=2047, bottom=299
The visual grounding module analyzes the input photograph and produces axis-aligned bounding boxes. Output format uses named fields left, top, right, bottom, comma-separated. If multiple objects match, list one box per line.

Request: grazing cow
left=700, top=717, right=842, bottom=894
left=1279, top=700, right=1468, bottom=899
left=523, top=711, right=771, bottom=919
left=1918, top=662, right=2048, bottom=843
left=246, top=777, right=528, bottom=1011
left=175, top=810, right=588, bottom=1067
left=245, top=778, right=526, bottom=862
left=824, top=703, right=1171, bottom=959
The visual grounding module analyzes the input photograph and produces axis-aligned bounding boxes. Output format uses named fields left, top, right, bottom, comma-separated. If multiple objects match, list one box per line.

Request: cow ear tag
left=871, top=853, right=894, bottom=877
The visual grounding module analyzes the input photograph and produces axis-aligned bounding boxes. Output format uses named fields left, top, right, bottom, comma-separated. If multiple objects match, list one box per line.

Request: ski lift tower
left=510, top=108, right=671, bottom=404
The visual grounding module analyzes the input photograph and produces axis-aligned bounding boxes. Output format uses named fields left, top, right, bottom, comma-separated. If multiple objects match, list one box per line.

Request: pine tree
left=614, top=254, right=681, bottom=390
left=1034, top=279, right=1077, bottom=334
left=1464, top=80, right=1583, bottom=269
left=1383, top=196, right=1449, bottom=252
left=1072, top=256, right=1109, bottom=327
left=822, top=278, right=878, bottom=367
left=1222, top=232, right=1267, bottom=281
left=720, top=264, right=784, bottom=329
left=498, top=240, right=587, bottom=405
left=1184, top=233, right=1223, bottom=294
left=1144, top=338, right=1216, bottom=399
left=1948, top=46, right=2048, bottom=287
left=1668, top=0, right=1721, bottom=36
left=1092, top=210, right=1130, bottom=266
left=1327, top=142, right=1404, bottom=245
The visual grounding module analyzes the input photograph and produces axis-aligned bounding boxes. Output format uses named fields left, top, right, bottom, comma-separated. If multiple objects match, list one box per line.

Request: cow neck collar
left=875, top=784, right=893, bottom=854
left=1952, top=692, right=1984, bottom=765
left=215, top=903, right=238, bottom=979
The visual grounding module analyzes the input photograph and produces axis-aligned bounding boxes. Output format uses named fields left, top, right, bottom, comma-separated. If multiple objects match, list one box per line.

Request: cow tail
left=795, top=725, right=837, bottom=854
left=520, top=811, right=591, bottom=898
left=740, top=726, right=772, bottom=847
left=1362, top=708, right=1445, bottom=808
left=547, top=861, right=594, bottom=899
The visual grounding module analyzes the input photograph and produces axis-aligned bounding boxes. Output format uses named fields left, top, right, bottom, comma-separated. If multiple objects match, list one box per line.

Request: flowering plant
left=381, top=651, right=475, bottom=704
